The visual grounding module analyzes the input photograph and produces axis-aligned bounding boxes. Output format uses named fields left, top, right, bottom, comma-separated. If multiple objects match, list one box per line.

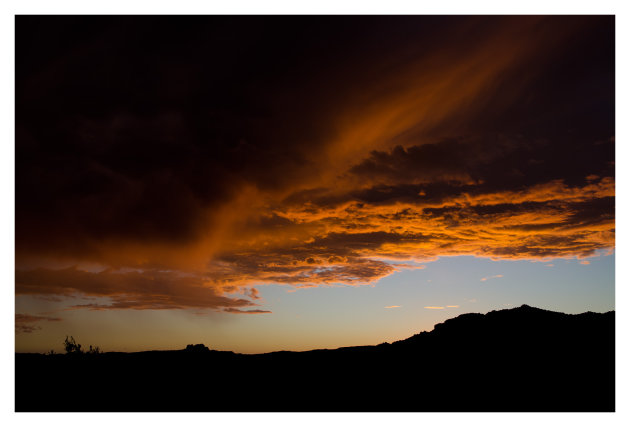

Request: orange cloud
left=15, top=267, right=261, bottom=311
left=481, top=275, right=504, bottom=282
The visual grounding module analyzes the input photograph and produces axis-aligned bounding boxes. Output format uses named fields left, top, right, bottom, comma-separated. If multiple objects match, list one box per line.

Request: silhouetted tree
left=64, top=336, right=82, bottom=354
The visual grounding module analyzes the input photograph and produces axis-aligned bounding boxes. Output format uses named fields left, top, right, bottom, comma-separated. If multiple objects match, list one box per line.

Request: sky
left=14, top=15, right=615, bottom=354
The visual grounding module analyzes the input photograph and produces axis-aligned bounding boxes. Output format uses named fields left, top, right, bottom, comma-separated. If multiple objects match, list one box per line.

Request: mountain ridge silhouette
left=16, top=305, right=615, bottom=412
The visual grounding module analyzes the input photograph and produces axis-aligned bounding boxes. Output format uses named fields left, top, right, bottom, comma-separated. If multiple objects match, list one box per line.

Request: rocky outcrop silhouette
left=185, top=344, right=210, bottom=352
left=15, top=305, right=614, bottom=411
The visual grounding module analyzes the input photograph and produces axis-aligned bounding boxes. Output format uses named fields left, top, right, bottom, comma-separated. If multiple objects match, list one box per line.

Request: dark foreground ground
left=16, top=305, right=614, bottom=412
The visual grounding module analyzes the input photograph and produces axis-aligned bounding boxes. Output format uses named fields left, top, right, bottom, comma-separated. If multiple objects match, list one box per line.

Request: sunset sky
left=15, top=15, right=615, bottom=354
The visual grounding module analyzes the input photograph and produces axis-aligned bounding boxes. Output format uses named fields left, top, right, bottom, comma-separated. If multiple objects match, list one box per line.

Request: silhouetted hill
left=15, top=305, right=614, bottom=411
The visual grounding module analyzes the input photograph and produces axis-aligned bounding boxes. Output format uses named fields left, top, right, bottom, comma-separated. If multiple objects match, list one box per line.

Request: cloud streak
left=481, top=275, right=504, bottom=282
left=223, top=308, right=272, bottom=314
left=15, top=314, right=62, bottom=334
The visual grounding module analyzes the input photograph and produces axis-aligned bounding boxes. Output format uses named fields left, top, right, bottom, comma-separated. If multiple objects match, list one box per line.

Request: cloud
left=16, top=267, right=261, bottom=311
left=580, top=260, right=591, bottom=265
left=446, top=305, right=460, bottom=308
left=15, top=313, right=62, bottom=334
left=384, top=305, right=401, bottom=309
left=273, top=177, right=614, bottom=264
left=424, top=306, right=445, bottom=310
left=245, top=287, right=261, bottom=300
left=222, top=308, right=272, bottom=314
left=15, top=16, right=614, bottom=310
left=480, top=275, right=504, bottom=282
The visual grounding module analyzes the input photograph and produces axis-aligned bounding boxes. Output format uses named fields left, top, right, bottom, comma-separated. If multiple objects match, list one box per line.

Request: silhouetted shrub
left=63, top=336, right=101, bottom=355
left=64, top=336, right=82, bottom=354
left=87, top=345, right=101, bottom=354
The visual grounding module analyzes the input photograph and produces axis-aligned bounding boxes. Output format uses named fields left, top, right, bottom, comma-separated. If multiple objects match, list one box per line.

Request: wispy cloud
left=480, top=274, right=504, bottom=282
left=15, top=313, right=62, bottom=334
left=446, top=305, right=460, bottom=308
left=580, top=260, right=591, bottom=265
left=223, top=308, right=272, bottom=314
left=384, top=305, right=401, bottom=309
left=424, top=306, right=445, bottom=310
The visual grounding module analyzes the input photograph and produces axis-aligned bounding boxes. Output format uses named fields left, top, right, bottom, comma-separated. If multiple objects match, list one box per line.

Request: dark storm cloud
left=15, top=16, right=614, bottom=307
left=16, top=16, right=341, bottom=255
left=18, top=16, right=612, bottom=256
left=339, top=131, right=613, bottom=207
